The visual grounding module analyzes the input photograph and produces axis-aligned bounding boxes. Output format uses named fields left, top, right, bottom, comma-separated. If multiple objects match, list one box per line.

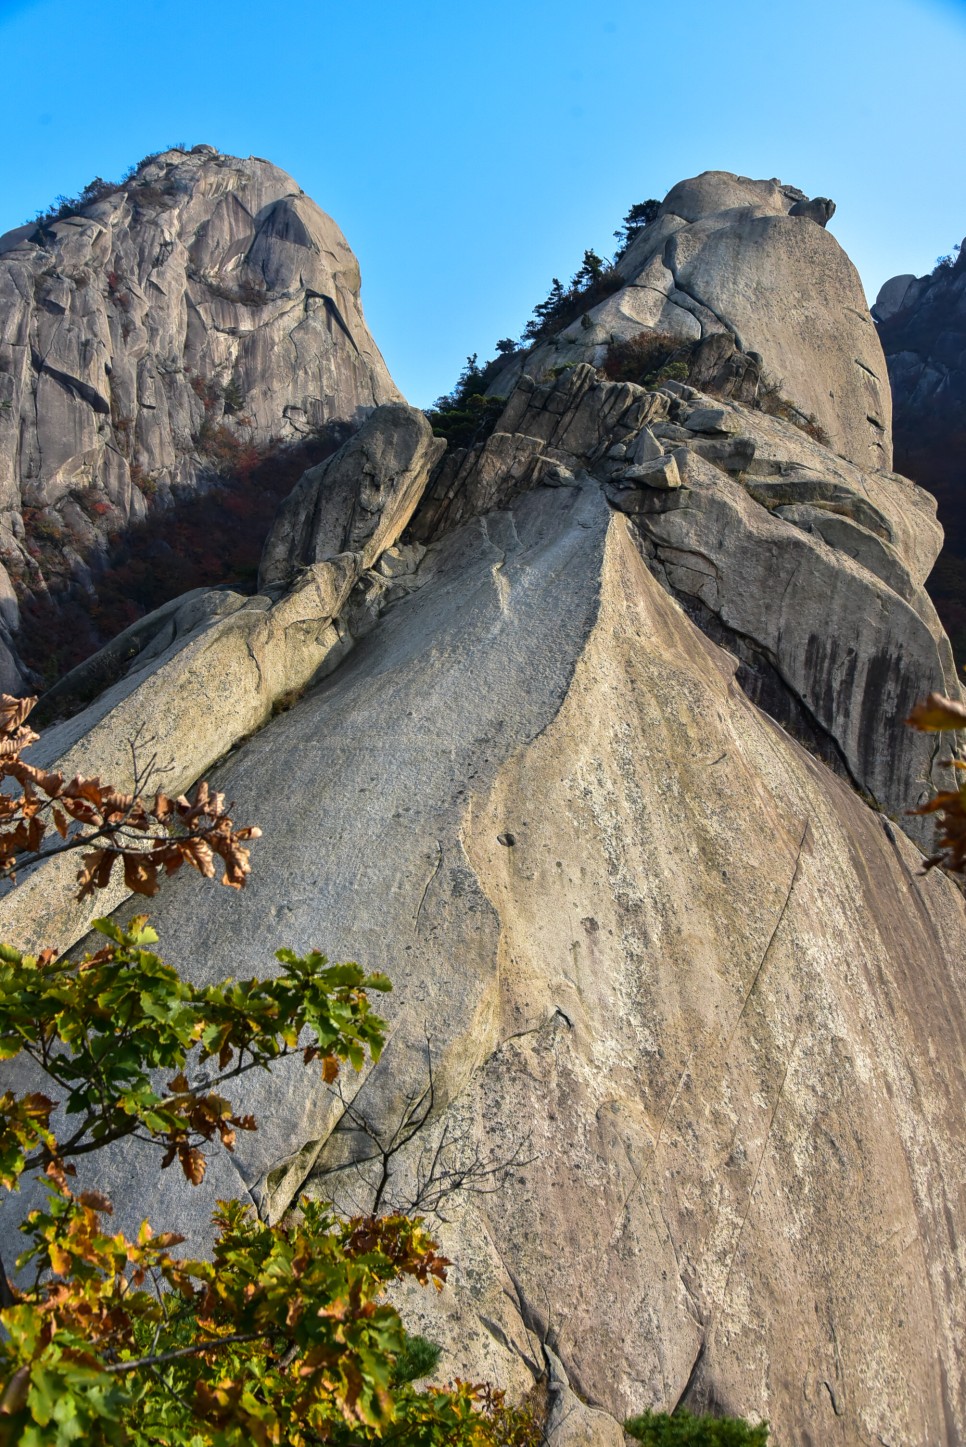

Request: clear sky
left=1, top=0, right=964, bottom=405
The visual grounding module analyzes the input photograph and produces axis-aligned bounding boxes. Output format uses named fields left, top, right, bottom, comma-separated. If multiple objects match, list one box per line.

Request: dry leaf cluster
left=0, top=693, right=260, bottom=898
left=907, top=691, right=966, bottom=873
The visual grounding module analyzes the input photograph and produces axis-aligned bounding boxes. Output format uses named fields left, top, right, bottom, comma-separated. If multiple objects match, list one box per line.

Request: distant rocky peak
left=0, top=147, right=398, bottom=693
left=874, top=235, right=966, bottom=661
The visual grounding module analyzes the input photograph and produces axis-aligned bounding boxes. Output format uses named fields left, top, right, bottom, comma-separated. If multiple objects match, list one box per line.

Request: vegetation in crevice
left=425, top=354, right=507, bottom=449
left=931, top=241, right=962, bottom=278
left=26, top=144, right=194, bottom=230
left=601, top=331, right=695, bottom=389
left=625, top=1406, right=769, bottom=1445
left=753, top=374, right=831, bottom=446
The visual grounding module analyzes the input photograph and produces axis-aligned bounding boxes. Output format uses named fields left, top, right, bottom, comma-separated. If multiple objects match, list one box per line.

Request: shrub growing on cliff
left=602, top=332, right=695, bottom=389
left=426, top=354, right=506, bottom=450
left=613, top=200, right=661, bottom=259
left=625, top=1406, right=768, bottom=1445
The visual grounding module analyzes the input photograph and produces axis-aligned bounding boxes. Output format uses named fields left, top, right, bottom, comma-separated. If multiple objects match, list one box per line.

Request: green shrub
left=613, top=200, right=661, bottom=258
left=425, top=354, right=507, bottom=450
left=625, top=1406, right=769, bottom=1445
left=426, top=392, right=506, bottom=449
left=392, top=1334, right=443, bottom=1385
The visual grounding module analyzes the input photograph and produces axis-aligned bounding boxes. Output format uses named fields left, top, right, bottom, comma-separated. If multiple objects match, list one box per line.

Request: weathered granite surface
left=9, top=474, right=962, bottom=1446
left=2, top=173, right=966, bottom=1447
left=489, top=171, right=891, bottom=475
left=0, top=144, right=397, bottom=689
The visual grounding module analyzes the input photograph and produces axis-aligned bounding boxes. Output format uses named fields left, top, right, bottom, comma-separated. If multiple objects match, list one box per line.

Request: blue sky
left=1, top=0, right=964, bottom=405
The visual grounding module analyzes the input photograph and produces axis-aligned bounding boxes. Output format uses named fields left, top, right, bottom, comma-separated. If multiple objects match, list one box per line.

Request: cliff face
left=489, top=171, right=892, bottom=474
left=0, top=145, right=397, bottom=691
left=2, top=170, right=966, bottom=1446
left=874, top=245, right=966, bottom=659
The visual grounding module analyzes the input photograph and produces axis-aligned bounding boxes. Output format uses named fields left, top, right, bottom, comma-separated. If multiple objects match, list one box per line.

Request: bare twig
left=320, top=1041, right=533, bottom=1220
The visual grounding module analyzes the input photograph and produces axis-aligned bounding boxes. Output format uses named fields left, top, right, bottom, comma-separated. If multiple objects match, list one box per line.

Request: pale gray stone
left=2, top=167, right=966, bottom=1447
left=545, top=1351, right=625, bottom=1447
left=258, top=403, right=444, bottom=588
left=0, top=147, right=400, bottom=690
left=872, top=274, right=916, bottom=322
left=622, top=453, right=682, bottom=489
left=684, top=406, right=740, bottom=436
left=627, top=425, right=664, bottom=462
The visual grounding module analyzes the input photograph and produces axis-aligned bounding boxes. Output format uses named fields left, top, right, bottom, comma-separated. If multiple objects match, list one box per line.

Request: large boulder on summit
left=491, top=171, right=891, bottom=474
left=0, top=144, right=398, bottom=689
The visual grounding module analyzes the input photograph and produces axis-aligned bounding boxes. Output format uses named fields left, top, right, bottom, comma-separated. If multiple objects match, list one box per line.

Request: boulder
left=872, top=273, right=918, bottom=323
left=259, top=403, right=444, bottom=588
left=788, top=196, right=836, bottom=226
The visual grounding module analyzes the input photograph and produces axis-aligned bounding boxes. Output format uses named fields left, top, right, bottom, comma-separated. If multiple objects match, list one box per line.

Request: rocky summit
left=0, top=144, right=397, bottom=692
left=2, top=163, right=966, bottom=1446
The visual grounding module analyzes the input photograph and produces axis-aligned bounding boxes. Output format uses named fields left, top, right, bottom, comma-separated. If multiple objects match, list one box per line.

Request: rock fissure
left=720, top=818, right=811, bottom=1059
left=664, top=245, right=744, bottom=350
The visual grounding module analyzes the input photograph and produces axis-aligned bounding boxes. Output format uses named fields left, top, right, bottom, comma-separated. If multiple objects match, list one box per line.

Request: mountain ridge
left=1, top=157, right=966, bottom=1445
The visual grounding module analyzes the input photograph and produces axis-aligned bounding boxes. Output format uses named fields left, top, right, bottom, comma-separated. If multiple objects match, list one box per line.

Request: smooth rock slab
left=8, top=479, right=964, bottom=1445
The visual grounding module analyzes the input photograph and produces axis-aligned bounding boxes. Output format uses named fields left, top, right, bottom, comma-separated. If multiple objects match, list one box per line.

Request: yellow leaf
left=906, top=693, right=966, bottom=732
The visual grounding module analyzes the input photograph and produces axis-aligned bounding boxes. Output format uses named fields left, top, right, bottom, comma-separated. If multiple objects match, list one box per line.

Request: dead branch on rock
left=321, top=1041, right=533, bottom=1220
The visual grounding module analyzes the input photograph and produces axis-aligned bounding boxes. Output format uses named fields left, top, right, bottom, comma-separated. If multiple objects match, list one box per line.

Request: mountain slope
left=0, top=144, right=397, bottom=690
left=2, top=170, right=965, bottom=1446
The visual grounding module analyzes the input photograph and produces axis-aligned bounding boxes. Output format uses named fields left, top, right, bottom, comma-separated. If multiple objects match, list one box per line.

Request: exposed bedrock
left=416, top=365, right=952, bottom=837
left=489, top=171, right=891, bottom=475
left=0, top=180, right=964, bottom=1447
left=0, top=144, right=398, bottom=689
left=7, top=474, right=964, bottom=1446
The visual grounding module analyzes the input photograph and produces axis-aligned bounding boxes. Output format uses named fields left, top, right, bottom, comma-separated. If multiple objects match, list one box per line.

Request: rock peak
left=0, top=148, right=399, bottom=691
left=490, top=169, right=885, bottom=475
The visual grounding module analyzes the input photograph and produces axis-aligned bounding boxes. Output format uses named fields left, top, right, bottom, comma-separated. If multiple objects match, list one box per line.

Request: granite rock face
left=417, top=365, right=952, bottom=837
left=2, top=172, right=966, bottom=1447
left=3, top=353, right=965, bottom=1445
left=490, top=171, right=890, bottom=474
left=259, top=403, right=444, bottom=588
left=0, top=144, right=397, bottom=689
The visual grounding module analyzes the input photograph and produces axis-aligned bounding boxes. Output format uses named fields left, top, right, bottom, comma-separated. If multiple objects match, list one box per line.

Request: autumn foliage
left=906, top=691, right=966, bottom=872
left=0, top=707, right=542, bottom=1445
left=17, top=429, right=345, bottom=691
left=0, top=693, right=260, bottom=899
